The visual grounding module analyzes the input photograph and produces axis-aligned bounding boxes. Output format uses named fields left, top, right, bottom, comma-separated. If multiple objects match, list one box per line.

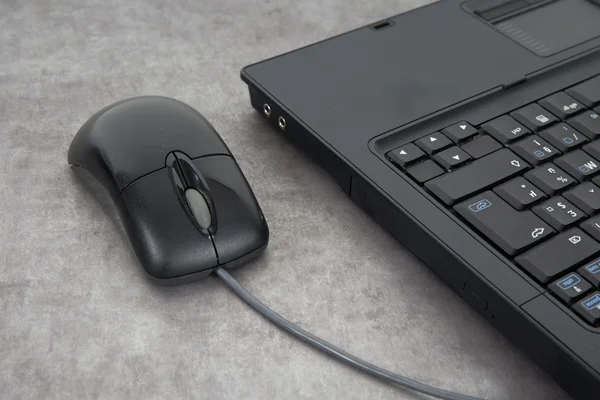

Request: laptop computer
left=241, top=0, right=600, bottom=397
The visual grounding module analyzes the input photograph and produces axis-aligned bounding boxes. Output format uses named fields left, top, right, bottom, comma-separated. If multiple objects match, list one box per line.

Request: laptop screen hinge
left=502, top=76, right=527, bottom=90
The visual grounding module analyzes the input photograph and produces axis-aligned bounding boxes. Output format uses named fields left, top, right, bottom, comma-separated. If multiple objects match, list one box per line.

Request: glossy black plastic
left=117, top=168, right=219, bottom=279
left=167, top=151, right=217, bottom=236
left=68, top=96, right=230, bottom=200
left=193, top=156, right=269, bottom=265
left=68, top=96, right=269, bottom=282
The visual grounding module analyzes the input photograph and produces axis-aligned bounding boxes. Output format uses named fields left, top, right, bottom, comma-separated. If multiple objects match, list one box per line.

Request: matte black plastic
left=241, top=1, right=600, bottom=397
left=117, top=168, right=219, bottom=279
left=69, top=96, right=269, bottom=282
left=68, top=96, right=230, bottom=200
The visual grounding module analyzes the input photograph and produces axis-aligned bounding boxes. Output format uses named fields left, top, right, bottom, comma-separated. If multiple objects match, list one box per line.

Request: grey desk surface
left=0, top=1, right=572, bottom=399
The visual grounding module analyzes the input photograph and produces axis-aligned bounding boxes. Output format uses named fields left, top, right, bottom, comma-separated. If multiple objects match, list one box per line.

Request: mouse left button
left=116, top=168, right=218, bottom=280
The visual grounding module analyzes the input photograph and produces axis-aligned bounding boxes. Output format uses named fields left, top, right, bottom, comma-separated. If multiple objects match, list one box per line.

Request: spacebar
left=425, top=149, right=530, bottom=205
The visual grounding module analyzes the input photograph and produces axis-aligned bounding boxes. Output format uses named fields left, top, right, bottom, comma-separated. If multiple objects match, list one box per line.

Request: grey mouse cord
left=214, top=267, right=484, bottom=400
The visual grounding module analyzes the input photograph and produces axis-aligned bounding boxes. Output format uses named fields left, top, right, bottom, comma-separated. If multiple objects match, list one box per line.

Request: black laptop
left=241, top=0, right=600, bottom=397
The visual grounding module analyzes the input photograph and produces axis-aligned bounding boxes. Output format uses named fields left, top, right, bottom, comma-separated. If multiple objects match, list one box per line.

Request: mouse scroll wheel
left=184, top=188, right=212, bottom=230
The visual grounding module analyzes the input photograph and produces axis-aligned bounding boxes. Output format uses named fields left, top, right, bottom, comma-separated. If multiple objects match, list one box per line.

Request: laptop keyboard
left=387, top=74, right=600, bottom=326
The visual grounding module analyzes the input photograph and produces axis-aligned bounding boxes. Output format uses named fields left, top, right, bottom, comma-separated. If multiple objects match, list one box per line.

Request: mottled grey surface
left=0, top=1, right=571, bottom=399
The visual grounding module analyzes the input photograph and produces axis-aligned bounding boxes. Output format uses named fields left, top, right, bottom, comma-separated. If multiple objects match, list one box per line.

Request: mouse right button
left=117, top=168, right=218, bottom=280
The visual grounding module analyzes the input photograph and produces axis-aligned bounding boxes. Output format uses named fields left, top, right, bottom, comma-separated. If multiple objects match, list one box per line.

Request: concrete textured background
left=0, top=1, right=571, bottom=399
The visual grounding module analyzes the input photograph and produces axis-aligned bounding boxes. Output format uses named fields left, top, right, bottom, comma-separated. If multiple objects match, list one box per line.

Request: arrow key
left=550, top=273, right=592, bottom=304
left=434, top=146, right=472, bottom=169
left=415, top=132, right=453, bottom=154
left=388, top=143, right=426, bottom=168
left=442, top=122, right=478, bottom=143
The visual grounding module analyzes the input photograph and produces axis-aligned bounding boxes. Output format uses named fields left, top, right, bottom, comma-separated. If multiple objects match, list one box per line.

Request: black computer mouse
left=68, top=96, right=269, bottom=283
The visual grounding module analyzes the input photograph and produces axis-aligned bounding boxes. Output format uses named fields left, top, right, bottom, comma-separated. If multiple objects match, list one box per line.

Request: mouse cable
left=215, top=267, right=484, bottom=400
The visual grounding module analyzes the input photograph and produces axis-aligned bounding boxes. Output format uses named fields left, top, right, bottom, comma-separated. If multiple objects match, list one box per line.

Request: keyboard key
left=515, top=228, right=600, bottom=283
left=442, top=122, right=478, bottom=143
left=574, top=292, right=600, bottom=325
left=415, top=132, right=453, bottom=154
left=388, top=144, right=425, bottom=167
left=425, top=149, right=530, bottom=205
left=533, top=197, right=586, bottom=231
left=568, top=111, right=600, bottom=139
left=511, top=104, right=558, bottom=132
left=583, top=139, right=600, bottom=161
left=566, top=75, right=600, bottom=107
left=494, top=177, right=546, bottom=210
left=455, top=191, right=554, bottom=256
left=481, top=115, right=531, bottom=143
left=564, top=182, right=600, bottom=215
left=433, top=147, right=471, bottom=169
left=550, top=273, right=592, bottom=304
left=510, top=135, right=559, bottom=165
left=539, top=123, right=588, bottom=152
left=461, top=135, right=502, bottom=159
left=539, top=92, right=586, bottom=119
left=524, top=164, right=576, bottom=195
left=554, top=150, right=600, bottom=181
left=579, top=258, right=600, bottom=288
left=406, top=160, right=444, bottom=183
left=581, top=215, right=600, bottom=241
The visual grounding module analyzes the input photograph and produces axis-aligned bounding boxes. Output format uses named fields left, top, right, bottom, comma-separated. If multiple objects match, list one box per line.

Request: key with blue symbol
left=540, top=123, right=588, bottom=152
left=555, top=150, right=600, bottom=181
left=574, top=292, right=600, bottom=325
left=550, top=273, right=592, bottom=304
left=578, top=258, right=600, bottom=288
left=455, top=191, right=554, bottom=256
left=510, top=135, right=560, bottom=166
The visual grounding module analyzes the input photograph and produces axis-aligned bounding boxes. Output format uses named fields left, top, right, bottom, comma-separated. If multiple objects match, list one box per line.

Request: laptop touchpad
left=465, top=0, right=600, bottom=57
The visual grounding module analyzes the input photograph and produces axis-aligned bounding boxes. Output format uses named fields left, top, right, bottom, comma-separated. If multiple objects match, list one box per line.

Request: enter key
left=455, top=191, right=555, bottom=256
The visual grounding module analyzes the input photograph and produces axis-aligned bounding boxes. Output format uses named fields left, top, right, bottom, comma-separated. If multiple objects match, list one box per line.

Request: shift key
left=426, top=149, right=530, bottom=205
left=455, top=192, right=554, bottom=256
